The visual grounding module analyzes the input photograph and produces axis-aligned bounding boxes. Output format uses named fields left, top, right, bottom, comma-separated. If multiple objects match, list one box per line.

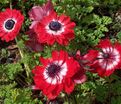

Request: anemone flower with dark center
left=83, top=39, right=121, bottom=77
left=35, top=11, right=76, bottom=45
left=0, top=9, right=24, bottom=42
left=32, top=50, right=82, bottom=99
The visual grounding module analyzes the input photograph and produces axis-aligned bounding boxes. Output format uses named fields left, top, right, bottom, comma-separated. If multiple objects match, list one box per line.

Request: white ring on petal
left=43, top=60, right=67, bottom=85
left=3, top=18, right=17, bottom=32
left=45, top=20, right=65, bottom=36
left=98, top=47, right=120, bottom=70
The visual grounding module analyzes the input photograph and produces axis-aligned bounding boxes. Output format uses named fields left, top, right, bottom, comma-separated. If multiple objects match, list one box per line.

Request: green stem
left=9, top=0, right=31, bottom=79
left=67, top=94, right=71, bottom=104
left=73, top=94, right=77, bottom=104
left=107, top=76, right=112, bottom=104
left=15, top=38, right=31, bottom=78
left=9, top=0, right=12, bottom=9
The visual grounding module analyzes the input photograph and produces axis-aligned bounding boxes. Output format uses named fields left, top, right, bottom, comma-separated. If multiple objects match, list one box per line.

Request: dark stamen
left=49, top=21, right=61, bottom=31
left=47, top=63, right=61, bottom=77
left=103, top=53, right=110, bottom=59
left=5, top=19, right=15, bottom=30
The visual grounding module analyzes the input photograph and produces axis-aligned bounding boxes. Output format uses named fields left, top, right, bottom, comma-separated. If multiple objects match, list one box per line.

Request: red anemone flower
left=83, top=39, right=121, bottom=77
left=35, top=11, right=76, bottom=45
left=0, top=9, right=24, bottom=42
left=32, top=50, right=82, bottom=99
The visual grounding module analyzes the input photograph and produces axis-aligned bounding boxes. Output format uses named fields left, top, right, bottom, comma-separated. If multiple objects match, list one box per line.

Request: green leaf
left=94, top=85, right=108, bottom=102
left=0, top=0, right=9, bottom=4
left=116, top=31, right=121, bottom=43
left=102, top=16, right=112, bottom=25
left=5, top=63, right=23, bottom=80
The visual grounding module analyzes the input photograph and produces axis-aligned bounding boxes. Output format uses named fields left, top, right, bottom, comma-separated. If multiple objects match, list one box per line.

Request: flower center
left=49, top=21, right=61, bottom=31
left=5, top=19, right=15, bottom=30
left=47, top=63, right=61, bottom=77
left=103, top=53, right=110, bottom=59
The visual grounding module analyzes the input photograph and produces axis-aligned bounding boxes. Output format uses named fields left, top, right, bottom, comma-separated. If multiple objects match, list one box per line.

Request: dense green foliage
left=1, top=0, right=121, bottom=104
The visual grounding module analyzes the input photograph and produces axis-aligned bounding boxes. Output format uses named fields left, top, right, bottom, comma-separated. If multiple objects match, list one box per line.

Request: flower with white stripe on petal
left=82, top=39, right=121, bottom=77
left=32, top=50, right=81, bottom=100
left=98, top=47, right=120, bottom=71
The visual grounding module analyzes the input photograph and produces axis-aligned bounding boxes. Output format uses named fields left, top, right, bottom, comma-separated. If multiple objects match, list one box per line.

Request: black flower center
left=49, top=21, right=61, bottom=31
left=103, top=53, right=110, bottom=59
left=5, top=19, right=15, bottom=30
left=47, top=63, right=61, bottom=77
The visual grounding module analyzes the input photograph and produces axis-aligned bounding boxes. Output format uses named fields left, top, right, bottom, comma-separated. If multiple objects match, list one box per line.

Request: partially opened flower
left=82, top=50, right=99, bottom=72
left=32, top=50, right=82, bottom=99
left=28, top=0, right=53, bottom=29
left=35, top=11, right=76, bottom=45
left=0, top=9, right=24, bottom=42
left=69, top=50, right=87, bottom=84
left=83, top=39, right=121, bottom=77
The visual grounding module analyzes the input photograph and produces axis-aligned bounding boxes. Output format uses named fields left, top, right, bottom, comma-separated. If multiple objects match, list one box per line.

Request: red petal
left=43, top=84, right=56, bottom=95
left=39, top=57, right=50, bottom=66
left=41, top=11, right=57, bottom=25
left=32, top=66, right=44, bottom=75
left=65, top=22, right=76, bottom=28
left=58, top=50, right=68, bottom=61
left=60, top=16, right=71, bottom=25
left=97, top=39, right=112, bottom=48
left=47, top=35, right=55, bottom=45
left=58, top=14, right=67, bottom=23
left=83, top=50, right=98, bottom=64
left=52, top=51, right=60, bottom=61
left=66, top=58, right=80, bottom=77
left=43, top=84, right=63, bottom=100
left=33, top=76, right=47, bottom=89
left=56, top=37, right=63, bottom=45
left=72, top=69, right=87, bottom=84
left=103, top=68, right=115, bottom=77
left=64, top=30, right=75, bottom=39
left=64, top=78, right=75, bottom=94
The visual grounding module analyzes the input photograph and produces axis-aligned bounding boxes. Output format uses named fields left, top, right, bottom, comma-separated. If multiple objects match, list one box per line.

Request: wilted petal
left=43, top=0, right=53, bottom=14
left=28, top=6, right=45, bottom=21
left=26, top=40, right=44, bottom=52
left=26, top=29, right=44, bottom=52
left=28, top=0, right=53, bottom=29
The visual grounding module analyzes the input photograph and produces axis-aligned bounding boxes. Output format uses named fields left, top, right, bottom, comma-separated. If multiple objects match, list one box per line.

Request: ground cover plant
left=1, top=0, right=121, bottom=104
